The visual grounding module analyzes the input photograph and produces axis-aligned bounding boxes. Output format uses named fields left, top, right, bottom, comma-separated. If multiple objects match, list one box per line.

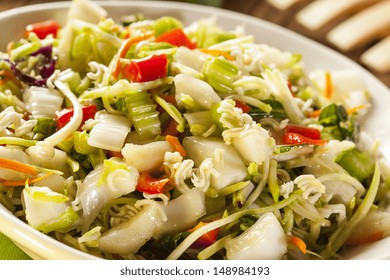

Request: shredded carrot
left=347, top=104, right=369, bottom=115
left=324, top=71, right=333, bottom=99
left=0, top=69, right=21, bottom=87
left=0, top=69, right=14, bottom=85
left=288, top=235, right=307, bottom=254
left=1, top=172, right=53, bottom=187
left=307, top=104, right=369, bottom=119
left=112, top=32, right=154, bottom=78
left=166, top=135, right=186, bottom=157
left=188, top=221, right=208, bottom=232
left=198, top=48, right=234, bottom=61
left=306, top=109, right=321, bottom=118
left=0, top=69, right=14, bottom=78
left=123, top=25, right=134, bottom=39
left=0, top=157, right=38, bottom=176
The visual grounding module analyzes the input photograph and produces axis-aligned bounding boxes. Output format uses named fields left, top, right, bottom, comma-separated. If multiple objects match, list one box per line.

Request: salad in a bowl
left=0, top=0, right=390, bottom=260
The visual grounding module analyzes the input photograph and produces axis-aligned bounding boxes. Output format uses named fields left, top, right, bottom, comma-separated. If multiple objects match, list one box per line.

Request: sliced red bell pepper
left=285, top=124, right=321, bottom=140
left=25, top=20, right=61, bottom=39
left=287, top=235, right=307, bottom=254
left=282, top=132, right=327, bottom=145
left=188, top=221, right=219, bottom=248
left=122, top=53, right=168, bottom=83
left=155, top=28, right=196, bottom=49
left=112, top=32, right=154, bottom=79
left=234, top=100, right=251, bottom=113
left=136, top=171, right=170, bottom=194
left=56, top=104, right=97, bottom=130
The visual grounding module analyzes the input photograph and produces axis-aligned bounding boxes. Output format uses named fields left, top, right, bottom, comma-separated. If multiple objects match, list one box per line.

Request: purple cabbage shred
left=10, top=45, right=56, bottom=87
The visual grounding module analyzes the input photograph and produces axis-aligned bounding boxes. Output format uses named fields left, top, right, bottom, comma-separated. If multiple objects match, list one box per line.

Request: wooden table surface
left=0, top=0, right=389, bottom=88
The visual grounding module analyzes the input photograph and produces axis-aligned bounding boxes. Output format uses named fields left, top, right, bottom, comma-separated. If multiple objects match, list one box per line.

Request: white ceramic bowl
left=1, top=1, right=390, bottom=260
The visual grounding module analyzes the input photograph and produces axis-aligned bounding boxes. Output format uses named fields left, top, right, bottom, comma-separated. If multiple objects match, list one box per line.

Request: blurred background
left=0, top=0, right=389, bottom=85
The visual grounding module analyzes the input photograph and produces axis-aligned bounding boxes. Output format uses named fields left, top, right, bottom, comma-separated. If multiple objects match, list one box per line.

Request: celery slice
left=153, top=16, right=183, bottom=37
left=117, top=91, right=161, bottom=136
left=194, top=19, right=237, bottom=48
left=203, top=57, right=238, bottom=94
left=57, top=136, right=74, bottom=153
left=74, top=131, right=98, bottom=154
left=153, top=94, right=185, bottom=132
left=336, top=148, right=375, bottom=182
left=137, top=42, right=175, bottom=58
left=88, top=149, right=106, bottom=168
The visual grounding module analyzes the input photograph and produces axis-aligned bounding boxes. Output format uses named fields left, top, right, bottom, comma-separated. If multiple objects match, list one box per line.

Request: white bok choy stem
left=25, top=79, right=82, bottom=162
left=262, top=69, right=304, bottom=124
left=225, top=212, right=287, bottom=259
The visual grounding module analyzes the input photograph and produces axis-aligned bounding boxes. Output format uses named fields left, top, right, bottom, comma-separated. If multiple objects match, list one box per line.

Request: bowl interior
left=1, top=1, right=390, bottom=260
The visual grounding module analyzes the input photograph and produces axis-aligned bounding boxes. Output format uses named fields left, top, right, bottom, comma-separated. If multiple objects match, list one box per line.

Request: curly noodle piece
left=0, top=106, right=37, bottom=137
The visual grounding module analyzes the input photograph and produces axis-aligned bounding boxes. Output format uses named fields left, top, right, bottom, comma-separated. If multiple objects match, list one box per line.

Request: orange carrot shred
left=198, top=48, right=234, bottom=61
left=324, top=71, right=333, bottom=99
left=306, top=109, right=321, bottom=118
left=288, top=235, right=307, bottom=254
left=166, top=135, right=186, bottom=157
left=0, top=69, right=16, bottom=86
left=0, top=157, right=38, bottom=176
left=307, top=103, right=368, bottom=119
left=347, top=104, right=369, bottom=115
left=112, top=32, right=154, bottom=78
left=1, top=172, right=53, bottom=187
